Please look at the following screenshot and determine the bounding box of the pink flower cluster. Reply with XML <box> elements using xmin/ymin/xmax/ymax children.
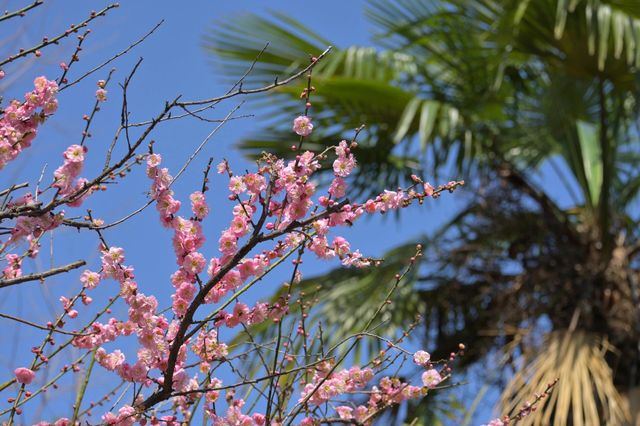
<box><xmin>3</xmin><ymin>253</ymin><xmax>22</xmax><ymax>279</ymax></box>
<box><xmin>102</xmin><ymin>405</ymin><xmax>136</xmax><ymax>425</ymax></box>
<box><xmin>4</xmin><ymin>209</ymin><xmax>64</xmax><ymax>265</ymax></box>
<box><xmin>192</xmin><ymin>329</ymin><xmax>228</xmax><ymax>362</ymax></box>
<box><xmin>324</xmin><ymin>352</ymin><xmax>444</xmax><ymax>425</ymax></box>
<box><xmin>0</xmin><ymin>76</ymin><xmax>58</xmax><ymax>169</ymax></box>
<box><xmin>33</xmin><ymin>419</ymin><xmax>70</xmax><ymax>426</ymax></box>
<box><xmin>72</xmin><ymin>247</ymin><xmax>177</xmax><ymax>389</ymax></box>
<box><xmin>52</xmin><ymin>144</ymin><xmax>92</xmax><ymax>206</ymax></box>
<box><xmin>332</xmin><ymin>140</ymin><xmax>356</xmax><ymax>177</ymax></box>
<box><xmin>300</xmin><ymin>364</ymin><xmax>374</xmax><ymax>405</ymax></box>
<box><xmin>214</xmin><ymin>300</ymin><xmax>287</xmax><ymax>328</ymax></box>
<box><xmin>54</xmin><ymin>109</ymin><xmax>453</xmax><ymax>422</ymax></box>
<box><xmin>331</xmin><ymin>375</ymin><xmax>424</xmax><ymax>425</ymax></box>
<box><xmin>147</xmin><ymin>154</ymin><xmax>207</xmax><ymax>316</ymax></box>
<box><xmin>413</xmin><ymin>350</ymin><xmax>443</xmax><ymax>389</ymax></box>
<box><xmin>211</xmin><ymin>399</ymin><xmax>266</xmax><ymax>426</ymax></box>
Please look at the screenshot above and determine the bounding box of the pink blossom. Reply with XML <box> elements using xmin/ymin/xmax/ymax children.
<box><xmin>218</xmin><ymin>231</ymin><xmax>238</xmax><ymax>255</ymax></box>
<box><xmin>244</xmin><ymin>173</ymin><xmax>266</xmax><ymax>194</ymax></box>
<box><xmin>413</xmin><ymin>350</ymin><xmax>431</xmax><ymax>367</ymax></box>
<box><xmin>421</xmin><ymin>369</ymin><xmax>442</xmax><ymax>389</ymax></box>
<box><xmin>193</xmin><ymin>329</ymin><xmax>228</xmax><ymax>362</ymax></box>
<box><xmin>183</xmin><ymin>251</ymin><xmax>206</xmax><ymax>274</ymax></box>
<box><xmin>3</xmin><ymin>254</ymin><xmax>22</xmax><ymax>279</ymax></box>
<box><xmin>14</xmin><ymin>367</ymin><xmax>35</xmax><ymax>384</ymax></box>
<box><xmin>207</xmin><ymin>257</ymin><xmax>220</xmax><ymax>277</ymax></box>
<box><xmin>190</xmin><ymin>191</ymin><xmax>209</xmax><ymax>219</ymax></box>
<box><xmin>80</xmin><ymin>270</ymin><xmax>101</xmax><ymax>289</ymax></box>
<box><xmin>230</xmin><ymin>215</ymin><xmax>250</xmax><ymax>237</ymax></box>
<box><xmin>424</xmin><ymin>182</ymin><xmax>434</xmax><ymax>196</ymax></box>
<box><xmin>95</xmin><ymin>88</ymin><xmax>107</xmax><ymax>102</ymax></box>
<box><xmin>333</xmin><ymin>156</ymin><xmax>356</xmax><ymax>177</ymax></box>
<box><xmin>147</xmin><ymin>153</ymin><xmax>162</xmax><ymax>168</ymax></box>
<box><xmin>292</xmin><ymin>115</ymin><xmax>313</xmax><ymax>136</ymax></box>
<box><xmin>328</xmin><ymin>177</ymin><xmax>347</xmax><ymax>198</ymax></box>
<box><xmin>63</xmin><ymin>144</ymin><xmax>86</xmax><ymax>163</ymax></box>
<box><xmin>0</xmin><ymin>77</ymin><xmax>57</xmax><ymax>169</ymax></box>
<box><xmin>96</xmin><ymin>349</ymin><xmax>125</xmax><ymax>371</ymax></box>
<box><xmin>335</xmin><ymin>406</ymin><xmax>353</xmax><ymax>420</ymax></box>
<box><xmin>228</xmin><ymin>176</ymin><xmax>246</xmax><ymax>194</ymax></box>
<box><xmin>332</xmin><ymin>236</ymin><xmax>350</xmax><ymax>257</ymax></box>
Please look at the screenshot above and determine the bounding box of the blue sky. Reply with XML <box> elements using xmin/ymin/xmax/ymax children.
<box><xmin>0</xmin><ymin>1</ymin><xmax>496</xmax><ymax>423</ymax></box>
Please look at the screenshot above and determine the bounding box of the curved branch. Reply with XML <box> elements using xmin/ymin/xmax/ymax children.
<box><xmin>0</xmin><ymin>259</ymin><xmax>85</xmax><ymax>289</ymax></box>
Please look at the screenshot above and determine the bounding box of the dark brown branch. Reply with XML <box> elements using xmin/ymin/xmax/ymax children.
<box><xmin>0</xmin><ymin>259</ymin><xmax>85</xmax><ymax>289</ymax></box>
<box><xmin>140</xmin><ymin>198</ymin><xmax>348</xmax><ymax>410</ymax></box>
<box><xmin>321</xmin><ymin>419</ymin><xmax>365</xmax><ymax>426</ymax></box>
<box><xmin>0</xmin><ymin>97</ymin><xmax>179</xmax><ymax>221</ymax></box>
<box><xmin>0</xmin><ymin>4</ymin><xmax>119</xmax><ymax>67</ymax></box>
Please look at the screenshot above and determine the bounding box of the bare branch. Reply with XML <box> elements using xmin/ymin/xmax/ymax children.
<box><xmin>61</xmin><ymin>20</ymin><xmax>164</xmax><ymax>91</ymax></box>
<box><xmin>0</xmin><ymin>4</ymin><xmax>120</xmax><ymax>67</ymax></box>
<box><xmin>177</xmin><ymin>46</ymin><xmax>332</xmax><ymax>107</ymax></box>
<box><xmin>0</xmin><ymin>312</ymin><xmax>91</xmax><ymax>336</ymax></box>
<box><xmin>0</xmin><ymin>259</ymin><xmax>86</xmax><ymax>289</ymax></box>
<box><xmin>0</xmin><ymin>0</ymin><xmax>44</xmax><ymax>24</ymax></box>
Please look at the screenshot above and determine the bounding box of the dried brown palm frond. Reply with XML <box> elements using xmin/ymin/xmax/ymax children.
<box><xmin>500</xmin><ymin>331</ymin><xmax>630</xmax><ymax>425</ymax></box>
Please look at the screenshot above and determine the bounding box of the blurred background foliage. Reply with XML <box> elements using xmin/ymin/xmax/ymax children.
<box><xmin>206</xmin><ymin>1</ymin><xmax>640</xmax><ymax>424</ymax></box>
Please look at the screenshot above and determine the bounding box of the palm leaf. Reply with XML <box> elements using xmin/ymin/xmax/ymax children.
<box><xmin>203</xmin><ymin>12</ymin><xmax>475</xmax><ymax>194</ymax></box>
<box><xmin>500</xmin><ymin>331</ymin><xmax>630</xmax><ymax>425</ymax></box>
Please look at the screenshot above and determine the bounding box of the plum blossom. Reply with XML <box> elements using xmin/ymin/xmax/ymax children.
<box><xmin>421</xmin><ymin>369</ymin><xmax>442</xmax><ymax>389</ymax></box>
<box><xmin>95</xmin><ymin>88</ymin><xmax>107</xmax><ymax>102</ymax></box>
<box><xmin>413</xmin><ymin>350</ymin><xmax>431</xmax><ymax>367</ymax></box>
<box><xmin>293</xmin><ymin>115</ymin><xmax>313</xmax><ymax>136</ymax></box>
<box><xmin>14</xmin><ymin>367</ymin><xmax>35</xmax><ymax>384</ymax></box>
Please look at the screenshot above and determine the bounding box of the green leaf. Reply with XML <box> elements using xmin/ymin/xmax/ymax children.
<box><xmin>419</xmin><ymin>101</ymin><xmax>440</xmax><ymax>151</ymax></box>
<box><xmin>394</xmin><ymin>97</ymin><xmax>422</xmax><ymax>143</ymax></box>
<box><xmin>555</xmin><ymin>0</ymin><xmax>570</xmax><ymax>39</ymax></box>
<box><xmin>576</xmin><ymin>120</ymin><xmax>603</xmax><ymax>207</ymax></box>
<box><xmin>597</xmin><ymin>4</ymin><xmax>612</xmax><ymax>70</ymax></box>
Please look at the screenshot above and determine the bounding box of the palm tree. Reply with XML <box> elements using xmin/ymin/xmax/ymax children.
<box><xmin>204</xmin><ymin>1</ymin><xmax>640</xmax><ymax>424</ymax></box>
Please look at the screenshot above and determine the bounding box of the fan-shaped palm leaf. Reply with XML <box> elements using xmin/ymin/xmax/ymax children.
<box><xmin>500</xmin><ymin>331</ymin><xmax>630</xmax><ymax>425</ymax></box>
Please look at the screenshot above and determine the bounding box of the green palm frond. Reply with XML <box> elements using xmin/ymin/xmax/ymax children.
<box><xmin>204</xmin><ymin>12</ymin><xmax>477</xmax><ymax>193</ymax></box>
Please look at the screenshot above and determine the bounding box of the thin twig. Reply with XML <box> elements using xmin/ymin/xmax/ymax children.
<box><xmin>61</xmin><ymin>20</ymin><xmax>163</xmax><ymax>91</ymax></box>
<box><xmin>71</xmin><ymin>348</ymin><xmax>97</xmax><ymax>424</ymax></box>
<box><xmin>176</xmin><ymin>46</ymin><xmax>332</xmax><ymax>107</ymax></box>
<box><xmin>0</xmin><ymin>4</ymin><xmax>120</xmax><ymax>67</ymax></box>
<box><xmin>0</xmin><ymin>0</ymin><xmax>44</xmax><ymax>24</ymax></box>
<box><xmin>0</xmin><ymin>312</ymin><xmax>92</xmax><ymax>336</ymax></box>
